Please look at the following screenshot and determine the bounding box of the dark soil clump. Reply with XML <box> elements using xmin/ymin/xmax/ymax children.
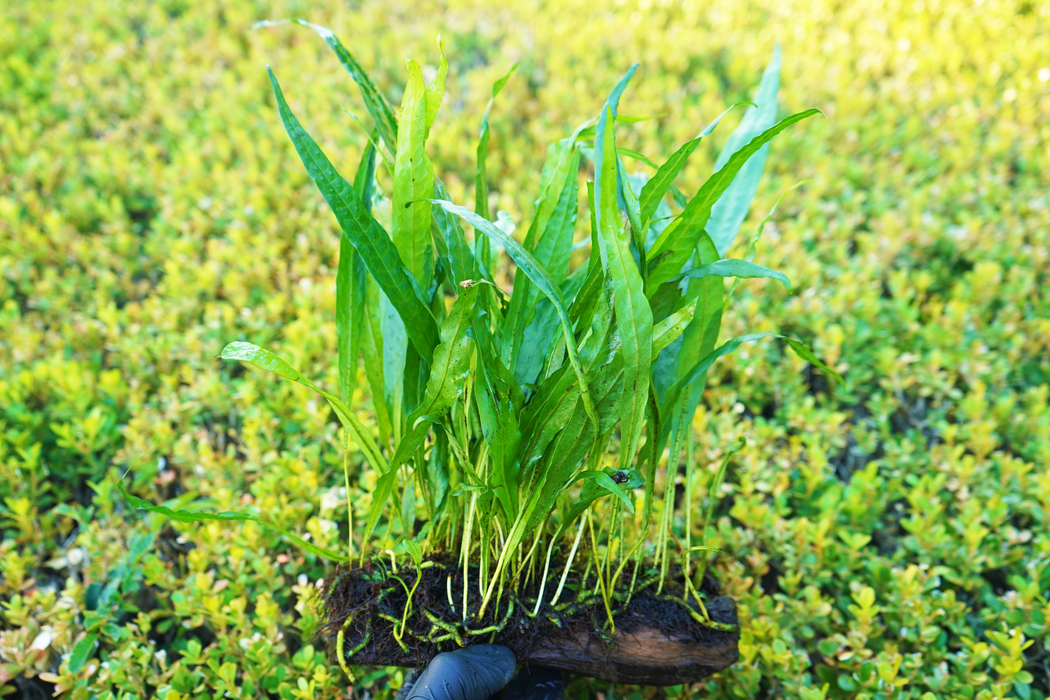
<box><xmin>322</xmin><ymin>556</ymin><xmax>738</xmax><ymax>686</ymax></box>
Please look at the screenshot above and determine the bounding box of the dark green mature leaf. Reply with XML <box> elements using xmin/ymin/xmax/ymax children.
<box><xmin>562</xmin><ymin>468</ymin><xmax>642</xmax><ymax>530</ymax></box>
<box><xmin>336</xmin><ymin>139</ymin><xmax>377</xmax><ymax>402</ymax></box>
<box><xmin>255</xmin><ymin>20</ymin><xmax>398</xmax><ymax>155</ymax></box>
<box><xmin>427</xmin><ymin>430</ymin><xmax>451</xmax><ymax>515</ymax></box>
<box><xmin>219</xmin><ymin>342</ymin><xmax>387</xmax><ymax>474</ymax></box>
<box><xmin>433</xmin><ymin>178</ymin><xmax>476</xmax><ymax>287</ymax></box>
<box><xmin>389</xmin><ymin>415</ymin><xmax>438</xmax><ymax>473</ymax></box>
<box><xmin>268</xmin><ymin>68</ymin><xmax>439</xmax><ymax>364</ymax></box>
<box><xmin>647</xmin><ymin>108</ymin><xmax>821</xmax><ymax>290</ymax></box>
<box><xmin>361</xmin><ymin>279</ymin><xmax>393</xmax><ymax>444</ymax></box>
<box><xmin>663</xmin><ymin>331</ymin><xmax>843</xmax><ymax>421</ymax></box>
<box><xmin>519</xmin><ymin>277</ymin><xmax>614</xmax><ymax>472</ymax></box>
<box><xmin>503</xmin><ymin>145</ymin><xmax>580</xmax><ymax>369</ymax></box>
<box><xmin>673</xmin><ymin>258</ymin><xmax>791</xmax><ymax>290</ymax></box>
<box><xmin>388</xmin><ymin>284</ymin><xmax>480</xmax><ymax>474</ymax></box>
<box><xmin>410</xmin><ymin>283</ymin><xmax>480</xmax><ymax>420</ymax></box>
<box><xmin>476</xmin><ymin>339</ymin><xmax>523</xmax><ymax>523</ymax></box>
<box><xmin>594</xmin><ymin>105</ymin><xmax>652</xmax><ymax>472</ymax></box>
<box><xmin>361</xmin><ymin>470</ymin><xmax>398</xmax><ymax>562</ymax></box>
<box><xmin>638</xmin><ymin>103</ymin><xmax>748</xmax><ymax>231</ymax></box>
<box><xmin>393</xmin><ymin>59</ymin><xmax>435</xmax><ymax>293</ymax></box>
<box><xmin>429</xmin><ymin>199</ymin><xmax>599</xmax><ymax>436</ymax></box>
<box><xmin>118</xmin><ymin>480</ymin><xmax>348</xmax><ymax>562</ymax></box>
<box><xmin>515</xmin><ymin>267</ymin><xmax>588</xmax><ymax>390</ymax></box>
<box><xmin>526</xmin><ymin>338</ymin><xmax>627</xmax><ymax>531</ymax></box>
<box><xmin>707</xmin><ymin>44</ymin><xmax>782</xmax><ymax>256</ymax></box>
<box><xmin>675</xmin><ymin>233</ymin><xmax>725</xmax><ymax>427</ymax></box>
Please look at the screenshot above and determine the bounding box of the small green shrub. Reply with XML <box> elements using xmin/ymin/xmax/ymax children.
<box><xmin>4</xmin><ymin>1</ymin><xmax>1047</xmax><ymax>697</ymax></box>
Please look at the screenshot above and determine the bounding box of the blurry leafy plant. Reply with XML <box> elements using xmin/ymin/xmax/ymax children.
<box><xmin>4</xmin><ymin>0</ymin><xmax>1050</xmax><ymax>697</ymax></box>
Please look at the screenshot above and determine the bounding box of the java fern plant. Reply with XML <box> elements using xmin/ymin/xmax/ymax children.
<box><xmin>123</xmin><ymin>20</ymin><xmax>840</xmax><ymax>671</ymax></box>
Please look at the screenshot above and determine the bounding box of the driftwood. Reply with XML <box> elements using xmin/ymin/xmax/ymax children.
<box><xmin>521</xmin><ymin>595</ymin><xmax>739</xmax><ymax>685</ymax></box>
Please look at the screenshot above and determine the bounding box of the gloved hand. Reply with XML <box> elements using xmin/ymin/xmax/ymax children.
<box><xmin>393</xmin><ymin>645</ymin><xmax>565</xmax><ymax>700</ymax></box>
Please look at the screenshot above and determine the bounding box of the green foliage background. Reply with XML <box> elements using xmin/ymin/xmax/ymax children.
<box><xmin>2</xmin><ymin>0</ymin><xmax>1049</xmax><ymax>698</ymax></box>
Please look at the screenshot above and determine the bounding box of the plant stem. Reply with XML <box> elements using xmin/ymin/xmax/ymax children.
<box><xmin>683</xmin><ymin>426</ymin><xmax>694</xmax><ymax>603</ymax></box>
<box><xmin>476</xmin><ymin>506</ymin><xmax>526</xmax><ymax>620</ymax></box>
<box><xmin>532</xmin><ymin>535</ymin><xmax>557</xmax><ymax>616</ymax></box>
<box><xmin>462</xmin><ymin>491</ymin><xmax>477</xmax><ymax>623</ymax></box>
<box><xmin>588</xmin><ymin>509</ymin><xmax>615</xmax><ymax>633</ymax></box>
<box><xmin>343</xmin><ymin>432</ymin><xmax>354</xmax><ymax>559</ymax></box>
<box><xmin>549</xmin><ymin>516</ymin><xmax>586</xmax><ymax>609</ymax></box>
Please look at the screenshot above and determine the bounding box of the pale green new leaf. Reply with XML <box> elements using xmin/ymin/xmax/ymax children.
<box><xmin>423</xmin><ymin>37</ymin><xmax>448</xmax><ymax>139</ymax></box>
<box><xmin>707</xmin><ymin>44</ymin><xmax>782</xmax><ymax>256</ymax></box>
<box><xmin>475</xmin><ymin>62</ymin><xmax>519</xmax><ymax>274</ymax></box>
<box><xmin>393</xmin><ymin>60</ymin><xmax>435</xmax><ymax>292</ymax></box>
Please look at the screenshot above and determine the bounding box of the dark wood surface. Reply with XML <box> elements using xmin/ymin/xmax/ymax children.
<box><xmin>520</xmin><ymin>595</ymin><xmax>739</xmax><ymax>685</ymax></box>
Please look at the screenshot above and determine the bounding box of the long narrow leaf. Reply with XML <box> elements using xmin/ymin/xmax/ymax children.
<box><xmin>255</xmin><ymin>20</ymin><xmax>398</xmax><ymax>155</ymax></box>
<box><xmin>707</xmin><ymin>44</ymin><xmax>782</xmax><ymax>256</ymax></box>
<box><xmin>673</xmin><ymin>258</ymin><xmax>791</xmax><ymax>290</ymax></box>
<box><xmin>647</xmin><ymin>108</ymin><xmax>821</xmax><ymax>290</ymax></box>
<box><xmin>503</xmin><ymin>145</ymin><xmax>580</xmax><ymax>369</ymax></box>
<box><xmin>410</xmin><ymin>284</ymin><xmax>480</xmax><ymax>420</ymax></box>
<box><xmin>336</xmin><ymin>139</ymin><xmax>377</xmax><ymax>401</ymax></box>
<box><xmin>663</xmin><ymin>332</ymin><xmax>843</xmax><ymax>420</ymax></box>
<box><xmin>219</xmin><ymin>342</ymin><xmax>388</xmax><ymax>474</ymax></box>
<box><xmin>662</xmin><ymin>333</ymin><xmax>771</xmax><ymax>420</ymax></box>
<box><xmin>268</xmin><ymin>68</ymin><xmax>439</xmax><ymax>363</ymax></box>
<box><xmin>118</xmin><ymin>480</ymin><xmax>347</xmax><ymax>562</ymax></box>
<box><xmin>392</xmin><ymin>60</ymin><xmax>435</xmax><ymax>292</ymax></box>
<box><xmin>638</xmin><ymin>103</ymin><xmax>749</xmax><ymax>230</ymax></box>
<box><xmin>423</xmin><ymin>37</ymin><xmax>448</xmax><ymax>139</ymax></box>
<box><xmin>594</xmin><ymin>105</ymin><xmax>652</xmax><ymax>472</ymax></box>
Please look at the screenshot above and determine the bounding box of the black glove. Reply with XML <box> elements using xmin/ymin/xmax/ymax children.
<box><xmin>501</xmin><ymin>666</ymin><xmax>566</xmax><ymax>700</ymax></box>
<box><xmin>394</xmin><ymin>645</ymin><xmax>516</xmax><ymax>700</ymax></box>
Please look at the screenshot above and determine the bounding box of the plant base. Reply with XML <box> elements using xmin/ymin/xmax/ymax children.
<box><xmin>323</xmin><ymin>558</ymin><xmax>738</xmax><ymax>686</ymax></box>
